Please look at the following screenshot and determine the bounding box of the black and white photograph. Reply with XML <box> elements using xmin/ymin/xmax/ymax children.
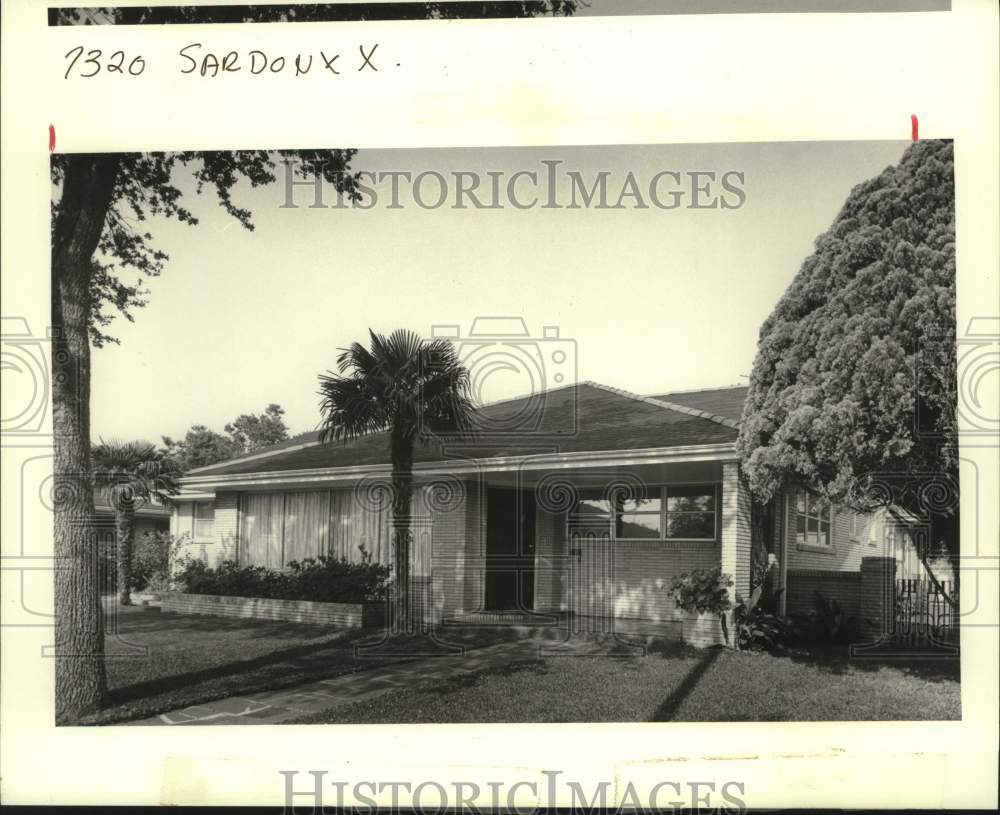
<box><xmin>42</xmin><ymin>139</ymin><xmax>962</xmax><ymax>728</ymax></box>
<box><xmin>2</xmin><ymin>0</ymin><xmax>997</xmax><ymax>810</ymax></box>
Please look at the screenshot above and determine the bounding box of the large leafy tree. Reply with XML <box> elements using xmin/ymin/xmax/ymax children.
<box><xmin>318</xmin><ymin>329</ymin><xmax>474</xmax><ymax>633</ymax></box>
<box><xmin>225</xmin><ymin>403</ymin><xmax>290</xmax><ymax>453</ymax></box>
<box><xmin>91</xmin><ymin>440</ymin><xmax>179</xmax><ymax>606</ymax></box>
<box><xmin>51</xmin><ymin>2</ymin><xmax>574</xmax><ymax>725</ymax></box>
<box><xmin>161</xmin><ymin>425</ymin><xmax>241</xmax><ymax>472</ymax></box>
<box><xmin>51</xmin><ymin>150</ymin><xmax>355</xmax><ymax>721</ymax></box>
<box><xmin>737</xmin><ymin>140</ymin><xmax>958</xmax><ymax>601</ymax></box>
<box><xmin>162</xmin><ymin>405</ymin><xmax>291</xmax><ymax>471</ymax></box>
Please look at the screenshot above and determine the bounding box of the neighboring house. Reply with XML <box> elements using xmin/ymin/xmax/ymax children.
<box><xmin>94</xmin><ymin>489</ymin><xmax>171</xmax><ymax>539</ymax></box>
<box><xmin>169</xmin><ymin>382</ymin><xmax>935</xmax><ymax>636</ymax></box>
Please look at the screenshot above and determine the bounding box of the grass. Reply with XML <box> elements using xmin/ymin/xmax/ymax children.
<box><xmin>292</xmin><ymin>638</ymin><xmax>961</xmax><ymax>724</ymax></box>
<box><xmin>76</xmin><ymin>606</ymin><xmax>961</xmax><ymax>725</ymax></box>
<box><xmin>77</xmin><ymin>604</ymin><xmax>520</xmax><ymax>726</ymax></box>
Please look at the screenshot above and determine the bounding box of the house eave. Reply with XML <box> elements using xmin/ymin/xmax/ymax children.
<box><xmin>179</xmin><ymin>442</ymin><xmax>739</xmax><ymax>491</ymax></box>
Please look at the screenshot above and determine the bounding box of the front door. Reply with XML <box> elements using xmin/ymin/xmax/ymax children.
<box><xmin>485</xmin><ymin>488</ymin><xmax>536</xmax><ymax>611</ymax></box>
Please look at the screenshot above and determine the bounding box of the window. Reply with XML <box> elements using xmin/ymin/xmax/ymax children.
<box><xmin>193</xmin><ymin>501</ymin><xmax>214</xmax><ymax>541</ymax></box>
<box><xmin>567</xmin><ymin>485</ymin><xmax>717</xmax><ymax>542</ymax></box>
<box><xmin>796</xmin><ymin>491</ymin><xmax>832</xmax><ymax>548</ymax></box>
<box><xmin>665</xmin><ymin>486</ymin><xmax>716</xmax><ymax>540</ymax></box>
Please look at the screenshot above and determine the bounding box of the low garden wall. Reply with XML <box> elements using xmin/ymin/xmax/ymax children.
<box><xmin>161</xmin><ymin>592</ymin><xmax>387</xmax><ymax>628</ymax></box>
<box><xmin>785</xmin><ymin>569</ymin><xmax>862</xmax><ymax>619</ymax></box>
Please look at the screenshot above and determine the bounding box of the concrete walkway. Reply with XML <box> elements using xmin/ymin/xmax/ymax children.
<box><xmin>123</xmin><ymin>638</ymin><xmax>550</xmax><ymax>726</ymax></box>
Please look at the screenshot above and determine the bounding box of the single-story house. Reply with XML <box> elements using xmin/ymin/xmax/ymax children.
<box><xmin>169</xmin><ymin>381</ymin><xmax>936</xmax><ymax>636</ymax></box>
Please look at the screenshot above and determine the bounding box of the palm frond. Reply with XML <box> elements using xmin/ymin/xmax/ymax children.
<box><xmin>317</xmin><ymin>329</ymin><xmax>476</xmax><ymax>446</ymax></box>
<box><xmin>92</xmin><ymin>438</ymin><xmax>180</xmax><ymax>507</ymax></box>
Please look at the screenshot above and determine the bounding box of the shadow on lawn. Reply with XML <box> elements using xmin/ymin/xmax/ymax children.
<box><xmin>106</xmin><ymin>635</ymin><xmax>369</xmax><ymax>706</ymax></box>
<box><xmin>649</xmin><ymin>647</ymin><xmax>723</xmax><ymax>722</ymax></box>
<box><xmin>782</xmin><ymin>643</ymin><xmax>961</xmax><ymax>683</ymax></box>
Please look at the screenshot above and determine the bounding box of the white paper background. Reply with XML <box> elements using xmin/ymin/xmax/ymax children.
<box><xmin>1</xmin><ymin>0</ymin><xmax>997</xmax><ymax>807</ymax></box>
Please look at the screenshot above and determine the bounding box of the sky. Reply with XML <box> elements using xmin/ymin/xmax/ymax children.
<box><xmin>87</xmin><ymin>140</ymin><xmax>910</xmax><ymax>443</ymax></box>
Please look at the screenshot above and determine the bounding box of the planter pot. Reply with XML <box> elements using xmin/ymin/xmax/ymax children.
<box><xmin>160</xmin><ymin>592</ymin><xmax>387</xmax><ymax>629</ymax></box>
<box><xmin>681</xmin><ymin>610</ymin><xmax>728</xmax><ymax>648</ymax></box>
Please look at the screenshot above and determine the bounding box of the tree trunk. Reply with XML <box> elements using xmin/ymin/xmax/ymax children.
<box><xmin>390</xmin><ymin>426</ymin><xmax>414</xmax><ymax>636</ymax></box>
<box><xmin>51</xmin><ymin>154</ymin><xmax>119</xmax><ymax>722</ymax></box>
<box><xmin>115</xmin><ymin>504</ymin><xmax>136</xmax><ymax>606</ymax></box>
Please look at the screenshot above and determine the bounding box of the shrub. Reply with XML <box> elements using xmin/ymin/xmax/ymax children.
<box><xmin>790</xmin><ymin>591</ymin><xmax>860</xmax><ymax>643</ymax></box>
<box><xmin>132</xmin><ymin>531</ymin><xmax>186</xmax><ymax>591</ymax></box>
<box><xmin>670</xmin><ymin>566</ymin><xmax>733</xmax><ymax>616</ymax></box>
<box><xmin>732</xmin><ymin>593</ymin><xmax>797</xmax><ymax>652</ymax></box>
<box><xmin>175</xmin><ymin>555</ymin><xmax>390</xmax><ymax>604</ymax></box>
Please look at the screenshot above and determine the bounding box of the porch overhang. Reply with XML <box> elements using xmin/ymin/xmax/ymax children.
<box><xmin>178</xmin><ymin>442</ymin><xmax>738</xmax><ymax>492</ymax></box>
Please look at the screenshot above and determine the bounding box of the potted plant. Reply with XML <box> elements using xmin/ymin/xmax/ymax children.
<box><xmin>669</xmin><ymin>566</ymin><xmax>734</xmax><ymax>648</ymax></box>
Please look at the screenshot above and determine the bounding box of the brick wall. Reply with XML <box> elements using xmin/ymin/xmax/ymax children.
<box><xmin>462</xmin><ymin>478</ymin><xmax>486</xmax><ymax>613</ymax></box>
<box><xmin>783</xmin><ymin>488</ymin><xmax>880</xmax><ymax>572</ymax></box>
<box><xmin>720</xmin><ymin>462</ymin><xmax>752</xmax><ymax>602</ymax></box>
<box><xmin>785</xmin><ymin>568</ymin><xmax>862</xmax><ymax>619</ymax></box>
<box><xmin>860</xmin><ymin>556</ymin><xmax>897</xmax><ymax>641</ymax></box>
<box><xmin>161</xmin><ymin>592</ymin><xmax>385</xmax><ymax>628</ymax></box>
<box><xmin>609</xmin><ymin>540</ymin><xmax>719</xmax><ymax>622</ymax></box>
<box><xmin>533</xmin><ymin>516</ymin><xmax>719</xmax><ymax>624</ymax></box>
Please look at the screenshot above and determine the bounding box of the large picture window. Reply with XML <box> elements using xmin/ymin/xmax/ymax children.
<box><xmin>796</xmin><ymin>491</ymin><xmax>832</xmax><ymax>548</ymax></box>
<box><xmin>237</xmin><ymin>487</ymin><xmax>399</xmax><ymax>569</ymax></box>
<box><xmin>567</xmin><ymin>485</ymin><xmax>717</xmax><ymax>542</ymax></box>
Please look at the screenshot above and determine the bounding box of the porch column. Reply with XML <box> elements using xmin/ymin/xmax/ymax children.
<box><xmin>720</xmin><ymin>461</ymin><xmax>752</xmax><ymax>605</ymax></box>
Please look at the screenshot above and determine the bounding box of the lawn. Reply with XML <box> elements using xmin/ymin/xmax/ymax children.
<box><xmin>293</xmin><ymin>637</ymin><xmax>961</xmax><ymax>724</ymax></box>
<box><xmin>80</xmin><ymin>604</ymin><xmax>517</xmax><ymax>726</ymax></box>
<box><xmin>77</xmin><ymin>606</ymin><xmax>961</xmax><ymax>725</ymax></box>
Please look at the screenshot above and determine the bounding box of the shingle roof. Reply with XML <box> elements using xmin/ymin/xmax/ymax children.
<box><xmin>651</xmin><ymin>386</ymin><xmax>748</xmax><ymax>424</ymax></box>
<box><xmin>187</xmin><ymin>382</ymin><xmax>738</xmax><ymax>479</ymax></box>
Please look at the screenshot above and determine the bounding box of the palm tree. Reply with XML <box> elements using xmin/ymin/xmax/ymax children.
<box><xmin>318</xmin><ymin>329</ymin><xmax>474</xmax><ymax>634</ymax></box>
<box><xmin>92</xmin><ymin>440</ymin><xmax>179</xmax><ymax>606</ymax></box>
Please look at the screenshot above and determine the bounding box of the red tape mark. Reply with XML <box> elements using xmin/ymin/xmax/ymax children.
<box><xmin>911</xmin><ymin>114</ymin><xmax>919</xmax><ymax>142</ymax></box>
<box><xmin>49</xmin><ymin>124</ymin><xmax>56</xmax><ymax>153</ymax></box>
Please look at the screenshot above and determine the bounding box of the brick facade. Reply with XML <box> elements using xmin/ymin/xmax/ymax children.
<box><xmin>170</xmin><ymin>468</ymin><xmax>763</xmax><ymax>635</ymax></box>
<box><xmin>161</xmin><ymin>591</ymin><xmax>385</xmax><ymax>628</ymax></box>
<box><xmin>781</xmin><ymin>489</ymin><xmax>880</xmax><ymax>572</ymax></box>
<box><xmin>533</xmin><ymin>493</ymin><xmax>722</xmax><ymax>629</ymax></box>
<box><xmin>860</xmin><ymin>556</ymin><xmax>897</xmax><ymax>641</ymax></box>
<box><xmin>785</xmin><ymin>568</ymin><xmax>862</xmax><ymax>619</ymax></box>
<box><xmin>720</xmin><ymin>461</ymin><xmax>752</xmax><ymax>603</ymax></box>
